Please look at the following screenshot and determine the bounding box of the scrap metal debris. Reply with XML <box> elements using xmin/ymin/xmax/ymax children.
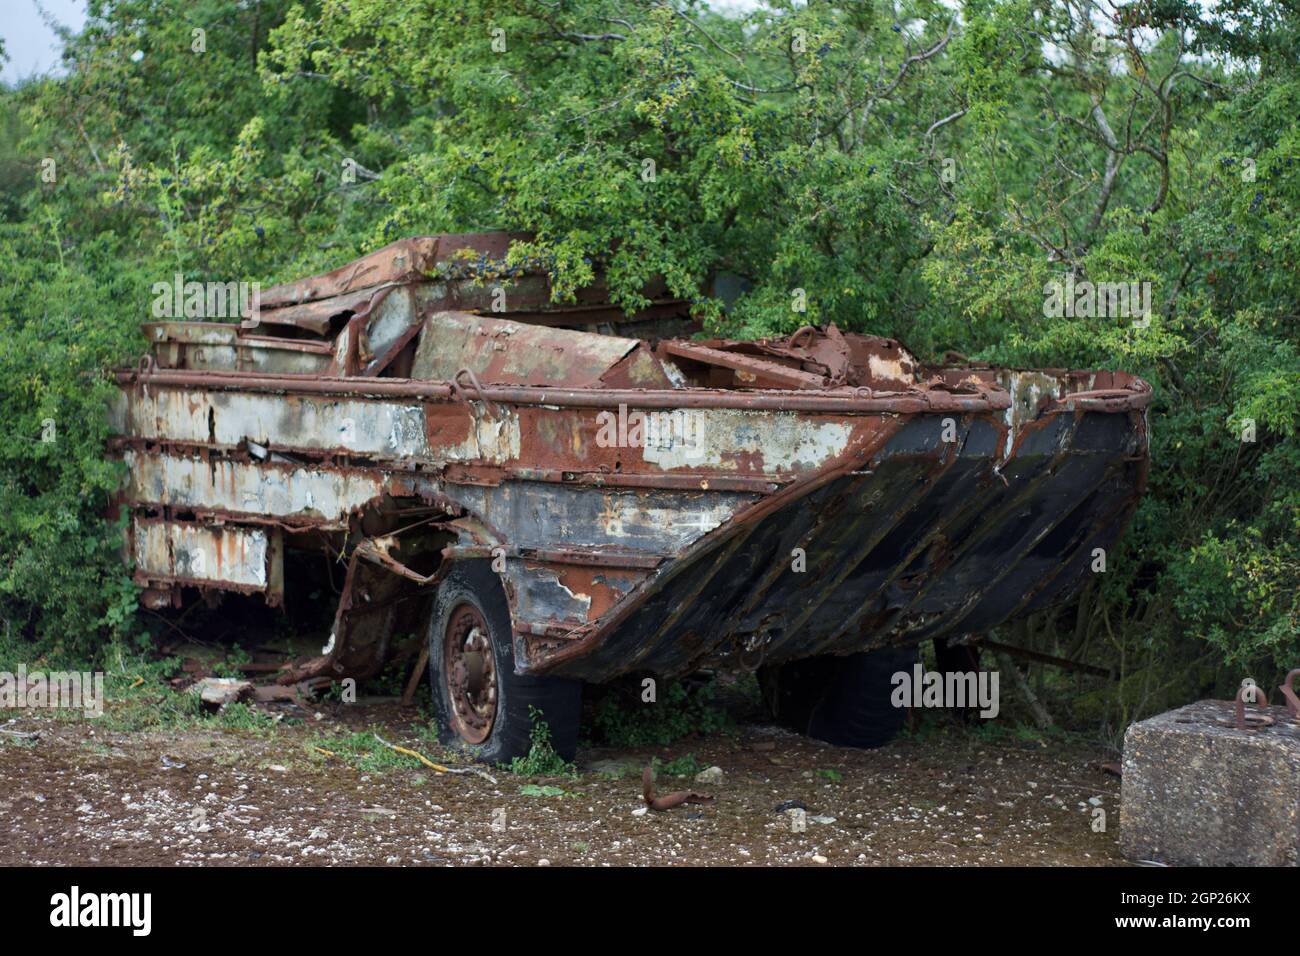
<box><xmin>190</xmin><ymin>677</ymin><xmax>254</xmax><ymax>710</ymax></box>
<box><xmin>642</xmin><ymin>765</ymin><xmax>715</xmax><ymax>812</ymax></box>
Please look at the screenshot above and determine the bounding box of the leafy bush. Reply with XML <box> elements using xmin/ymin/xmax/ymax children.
<box><xmin>0</xmin><ymin>0</ymin><xmax>1295</xmax><ymax>733</ymax></box>
<box><xmin>593</xmin><ymin>680</ymin><xmax>731</xmax><ymax>747</ymax></box>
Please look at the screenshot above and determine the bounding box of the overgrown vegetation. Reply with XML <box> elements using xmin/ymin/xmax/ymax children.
<box><xmin>509</xmin><ymin>706</ymin><xmax>578</xmax><ymax>776</ymax></box>
<box><xmin>0</xmin><ymin>0</ymin><xmax>1295</xmax><ymax>733</ymax></box>
<box><xmin>313</xmin><ymin>728</ymin><xmax>438</xmax><ymax>772</ymax></box>
<box><xmin>592</xmin><ymin>679</ymin><xmax>731</xmax><ymax>746</ymax></box>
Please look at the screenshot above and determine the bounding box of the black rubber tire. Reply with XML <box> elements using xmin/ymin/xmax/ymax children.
<box><xmin>932</xmin><ymin>637</ymin><xmax>983</xmax><ymax>723</ymax></box>
<box><xmin>427</xmin><ymin>561</ymin><xmax>582</xmax><ymax>764</ymax></box>
<box><xmin>760</xmin><ymin>645</ymin><xmax>918</xmax><ymax>748</ymax></box>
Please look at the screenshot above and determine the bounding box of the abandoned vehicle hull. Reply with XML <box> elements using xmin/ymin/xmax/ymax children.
<box><xmin>109</xmin><ymin>232</ymin><xmax>1150</xmax><ymax>754</ymax></box>
<box><xmin>110</xmin><ymin>368</ymin><xmax>1149</xmax><ymax>683</ymax></box>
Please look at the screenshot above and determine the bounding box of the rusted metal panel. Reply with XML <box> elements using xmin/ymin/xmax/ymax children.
<box><xmin>249</xmin><ymin>285</ymin><xmax>393</xmax><ymax>335</ymax></box>
<box><xmin>116</xmin><ymin>388</ymin><xmax>438</xmax><ymax>460</ymax></box>
<box><xmin>660</xmin><ymin>340</ymin><xmax>829</xmax><ymax>389</ymax></box>
<box><xmin>120</xmin><ymin>450</ymin><xmax>390</xmax><ymax>524</ymax></box>
<box><xmin>510</xmin><ymin>558</ymin><xmax>649</xmax><ymax>629</ymax></box>
<box><xmin>410</xmin><ymin>311</ymin><xmax>666</xmax><ymax>388</ymax></box>
<box><xmin>251</xmin><ymin>232</ymin><xmax>693</xmax><ymax>336</ymax></box>
<box><xmin>256</xmin><ymin>237</ymin><xmax>442</xmax><ymax>311</ymax></box>
<box><xmin>451</xmin><ymin>482</ymin><xmax>757</xmax><ymax>553</ymax></box>
<box><xmin>131</xmin><ymin>517</ymin><xmax>281</xmax><ymax>597</ymax></box>
<box><xmin>141</xmin><ymin>321</ymin><xmax>336</xmax><ymax>375</ymax></box>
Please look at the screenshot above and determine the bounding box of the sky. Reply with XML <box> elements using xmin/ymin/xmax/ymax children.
<box><xmin>0</xmin><ymin>0</ymin><xmax>770</xmax><ymax>84</ymax></box>
<box><xmin>1</xmin><ymin>0</ymin><xmax>87</xmax><ymax>84</ymax></box>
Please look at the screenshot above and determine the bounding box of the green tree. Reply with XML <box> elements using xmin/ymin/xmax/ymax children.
<box><xmin>0</xmin><ymin>0</ymin><xmax>1294</xmax><ymax>724</ymax></box>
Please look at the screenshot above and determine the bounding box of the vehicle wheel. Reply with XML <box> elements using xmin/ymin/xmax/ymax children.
<box><xmin>427</xmin><ymin>561</ymin><xmax>582</xmax><ymax>764</ymax></box>
<box><xmin>759</xmin><ymin>645</ymin><xmax>918</xmax><ymax>748</ymax></box>
<box><xmin>933</xmin><ymin>636</ymin><xmax>983</xmax><ymax>723</ymax></box>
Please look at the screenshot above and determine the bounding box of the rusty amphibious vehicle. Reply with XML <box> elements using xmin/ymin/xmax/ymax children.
<box><xmin>110</xmin><ymin>232</ymin><xmax>1151</xmax><ymax>760</ymax></box>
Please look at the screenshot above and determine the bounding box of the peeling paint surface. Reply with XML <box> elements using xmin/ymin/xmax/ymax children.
<box><xmin>122</xmin><ymin>450</ymin><xmax>388</xmax><ymax>522</ymax></box>
<box><xmin>133</xmin><ymin>518</ymin><xmax>270</xmax><ymax>588</ymax></box>
<box><xmin>641</xmin><ymin>408</ymin><xmax>853</xmax><ymax>473</ymax></box>
<box><xmin>121</xmin><ymin>390</ymin><xmax>434</xmax><ymax>459</ymax></box>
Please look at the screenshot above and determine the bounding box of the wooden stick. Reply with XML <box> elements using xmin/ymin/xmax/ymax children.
<box><xmin>996</xmin><ymin>651</ymin><xmax>1055</xmax><ymax>730</ymax></box>
<box><xmin>981</xmin><ymin>639</ymin><xmax>1112</xmax><ymax>679</ymax></box>
<box><xmin>401</xmin><ymin>645</ymin><xmax>430</xmax><ymax>706</ymax></box>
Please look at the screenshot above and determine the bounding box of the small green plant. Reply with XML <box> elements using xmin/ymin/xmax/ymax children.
<box><xmin>518</xmin><ymin>783</ymin><xmax>567</xmax><ymax>797</ymax></box>
<box><xmin>97</xmin><ymin>669</ymin><xmax>204</xmax><ymax>733</ymax></box>
<box><xmin>816</xmin><ymin>768</ymin><xmax>843</xmax><ymax>783</ymax></box>
<box><xmin>593</xmin><ymin>680</ymin><xmax>731</xmax><ymax>747</ymax></box>
<box><xmin>657</xmin><ymin>753</ymin><xmax>703</xmax><ymax>777</ymax></box>
<box><xmin>215</xmin><ymin>701</ymin><xmax>278</xmax><ymax>732</ymax></box>
<box><xmin>213</xmin><ymin>644</ymin><xmax>253</xmax><ymax>679</ymax></box>
<box><xmin>314</xmin><ymin>730</ymin><xmax>415</xmax><ymax>772</ymax></box>
<box><xmin>509</xmin><ymin>706</ymin><xmax>577</xmax><ymax>777</ymax></box>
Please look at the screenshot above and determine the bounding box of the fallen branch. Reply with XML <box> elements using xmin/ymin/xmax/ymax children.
<box><xmin>996</xmin><ymin>652</ymin><xmax>1055</xmax><ymax>730</ymax></box>
<box><xmin>0</xmin><ymin>729</ymin><xmax>41</xmax><ymax>739</ymax></box>
<box><xmin>372</xmin><ymin>734</ymin><xmax>498</xmax><ymax>785</ymax></box>
<box><xmin>980</xmin><ymin>639</ymin><xmax>1112</xmax><ymax>679</ymax></box>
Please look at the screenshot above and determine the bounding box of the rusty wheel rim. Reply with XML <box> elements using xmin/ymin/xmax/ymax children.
<box><xmin>443</xmin><ymin>603</ymin><xmax>497</xmax><ymax>744</ymax></box>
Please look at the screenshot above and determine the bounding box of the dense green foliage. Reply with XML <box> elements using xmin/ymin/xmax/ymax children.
<box><xmin>0</xmin><ymin>0</ymin><xmax>1295</xmax><ymax>730</ymax></box>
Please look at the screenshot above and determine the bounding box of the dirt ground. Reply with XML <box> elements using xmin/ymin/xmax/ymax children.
<box><xmin>0</xmin><ymin>694</ymin><xmax>1126</xmax><ymax>867</ymax></box>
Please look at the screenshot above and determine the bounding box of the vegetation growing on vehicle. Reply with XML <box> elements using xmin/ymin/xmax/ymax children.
<box><xmin>0</xmin><ymin>0</ymin><xmax>1295</xmax><ymax>732</ymax></box>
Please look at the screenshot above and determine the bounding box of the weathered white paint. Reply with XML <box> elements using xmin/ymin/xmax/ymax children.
<box><xmin>117</xmin><ymin>389</ymin><xmax>433</xmax><ymax>459</ymax></box>
<box><xmin>1000</xmin><ymin>371</ymin><xmax>1063</xmax><ymax>460</ymax></box>
<box><xmin>641</xmin><ymin>408</ymin><xmax>852</xmax><ymax>473</ymax></box>
<box><xmin>133</xmin><ymin>518</ymin><xmax>269</xmax><ymax>588</ymax></box>
<box><xmin>115</xmin><ymin>388</ymin><xmax>522</xmax><ymax>465</ymax></box>
<box><xmin>121</xmin><ymin>450</ymin><xmax>387</xmax><ymax>521</ymax></box>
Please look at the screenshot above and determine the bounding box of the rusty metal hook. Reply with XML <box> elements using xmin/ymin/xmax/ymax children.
<box><xmin>449</xmin><ymin>367</ymin><xmax>502</xmax><ymax>419</ymax></box>
<box><xmin>1234</xmin><ymin>679</ymin><xmax>1273</xmax><ymax>731</ymax></box>
<box><xmin>1277</xmin><ymin>669</ymin><xmax>1300</xmax><ymax>720</ymax></box>
<box><xmin>138</xmin><ymin>353</ymin><xmax>157</xmax><ymax>374</ymax></box>
<box><xmin>787</xmin><ymin>325</ymin><xmax>817</xmax><ymax>351</ymax></box>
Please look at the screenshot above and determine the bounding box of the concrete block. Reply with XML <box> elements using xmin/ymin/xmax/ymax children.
<box><xmin>1121</xmin><ymin>699</ymin><xmax>1300</xmax><ymax>866</ymax></box>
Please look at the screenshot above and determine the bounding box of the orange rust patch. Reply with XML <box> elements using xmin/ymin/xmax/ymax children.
<box><xmin>548</xmin><ymin>565</ymin><xmax>641</xmax><ymax>620</ymax></box>
<box><xmin>424</xmin><ymin>404</ymin><xmax>474</xmax><ymax>449</ymax></box>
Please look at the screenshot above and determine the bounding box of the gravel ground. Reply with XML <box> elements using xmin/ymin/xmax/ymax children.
<box><xmin>0</xmin><ymin>698</ymin><xmax>1124</xmax><ymax>867</ymax></box>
